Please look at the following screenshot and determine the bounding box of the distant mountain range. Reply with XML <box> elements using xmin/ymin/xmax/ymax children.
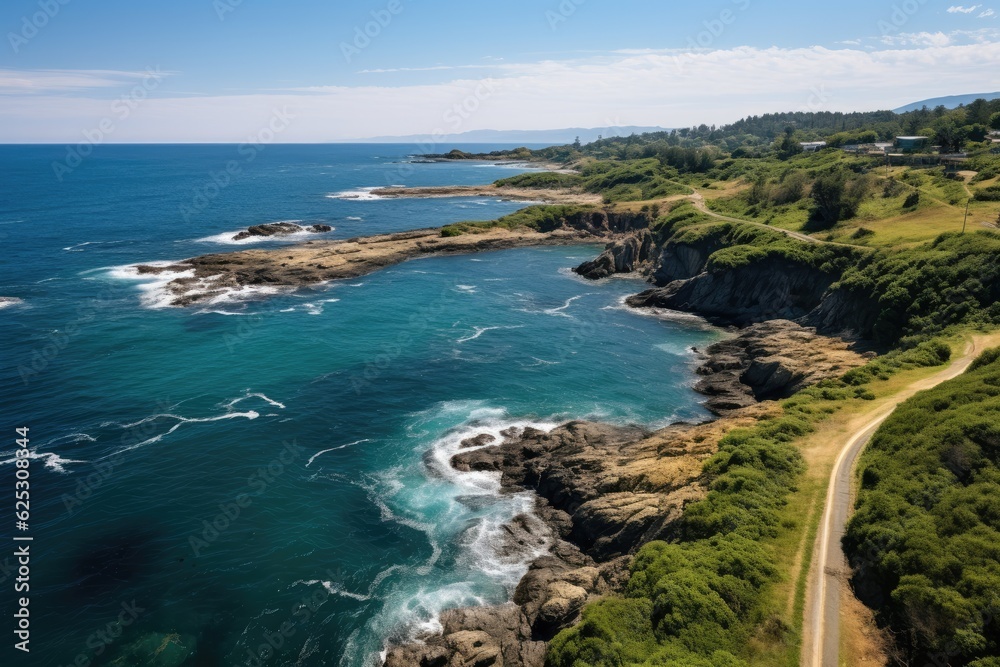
<box><xmin>894</xmin><ymin>92</ymin><xmax>1000</xmax><ymax>114</ymax></box>
<box><xmin>354</xmin><ymin>126</ymin><xmax>672</xmax><ymax>145</ymax></box>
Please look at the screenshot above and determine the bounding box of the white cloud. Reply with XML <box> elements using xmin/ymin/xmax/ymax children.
<box><xmin>880</xmin><ymin>31</ymin><xmax>952</xmax><ymax>46</ymax></box>
<box><xmin>3</xmin><ymin>43</ymin><xmax>1000</xmax><ymax>142</ymax></box>
<box><xmin>948</xmin><ymin>5</ymin><xmax>981</xmax><ymax>13</ymax></box>
<box><xmin>980</xmin><ymin>8</ymin><xmax>996</xmax><ymax>17</ymax></box>
<box><xmin>0</xmin><ymin>68</ymin><xmax>170</xmax><ymax>94</ymax></box>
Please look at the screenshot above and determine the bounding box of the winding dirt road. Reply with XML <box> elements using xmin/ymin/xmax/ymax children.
<box><xmin>802</xmin><ymin>334</ymin><xmax>994</xmax><ymax>667</ymax></box>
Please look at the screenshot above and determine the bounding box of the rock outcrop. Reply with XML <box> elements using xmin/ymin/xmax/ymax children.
<box><xmin>693</xmin><ymin>320</ymin><xmax>873</xmax><ymax>415</ymax></box>
<box><xmin>574</xmin><ymin>230</ymin><xmax>654</xmax><ymax>279</ymax></box>
<box><xmin>232</xmin><ymin>222</ymin><xmax>332</xmax><ymax>241</ymax></box>
<box><xmin>384</xmin><ymin>408</ymin><xmax>780</xmax><ymax>666</ymax></box>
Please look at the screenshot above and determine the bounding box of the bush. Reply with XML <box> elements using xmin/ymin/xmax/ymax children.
<box><xmin>903</xmin><ymin>191</ymin><xmax>920</xmax><ymax>209</ymax></box>
<box><xmin>974</xmin><ymin>185</ymin><xmax>1000</xmax><ymax>202</ymax></box>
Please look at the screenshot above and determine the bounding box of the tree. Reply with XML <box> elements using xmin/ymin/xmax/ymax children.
<box><xmin>573</xmin><ymin>136</ymin><xmax>581</xmax><ymax>149</ymax></box>
<box><xmin>776</xmin><ymin>127</ymin><xmax>802</xmax><ymax>159</ymax></box>
<box><xmin>990</xmin><ymin>112</ymin><xmax>1000</xmax><ymax>131</ymax></box>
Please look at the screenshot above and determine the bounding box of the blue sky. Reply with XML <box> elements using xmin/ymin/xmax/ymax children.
<box><xmin>1</xmin><ymin>0</ymin><xmax>999</xmax><ymax>141</ymax></box>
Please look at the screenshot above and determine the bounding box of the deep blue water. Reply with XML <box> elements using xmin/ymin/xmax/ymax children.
<box><xmin>0</xmin><ymin>145</ymin><xmax>720</xmax><ymax>666</ymax></box>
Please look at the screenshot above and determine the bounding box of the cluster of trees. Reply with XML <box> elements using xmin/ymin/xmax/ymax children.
<box><xmin>832</xmin><ymin>231</ymin><xmax>1000</xmax><ymax>344</ymax></box>
<box><xmin>845</xmin><ymin>348</ymin><xmax>1000</xmax><ymax>666</ymax></box>
<box><xmin>807</xmin><ymin>170</ymin><xmax>874</xmax><ymax>229</ymax></box>
<box><xmin>496</xmin><ymin>159</ymin><xmax>690</xmax><ymax>202</ymax></box>
<box><xmin>522</xmin><ymin>98</ymin><xmax>1000</xmax><ymax>164</ymax></box>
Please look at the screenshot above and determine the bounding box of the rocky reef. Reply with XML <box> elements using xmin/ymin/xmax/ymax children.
<box><xmin>231</xmin><ymin>221</ymin><xmax>332</xmax><ymax>241</ymax></box>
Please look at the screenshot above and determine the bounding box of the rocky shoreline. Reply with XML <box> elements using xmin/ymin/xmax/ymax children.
<box><xmin>384</xmin><ymin>318</ymin><xmax>870</xmax><ymax>667</ymax></box>
<box><xmin>134</xmin><ymin>206</ymin><xmax>650</xmax><ymax>307</ymax></box>
<box><xmin>132</xmin><ymin>199</ymin><xmax>878</xmax><ymax>665</ymax></box>
<box><xmin>135</xmin><ymin>228</ymin><xmax>598</xmax><ymax>307</ymax></box>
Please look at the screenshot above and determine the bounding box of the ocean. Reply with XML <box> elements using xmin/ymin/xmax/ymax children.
<box><xmin>0</xmin><ymin>144</ymin><xmax>720</xmax><ymax>666</ymax></box>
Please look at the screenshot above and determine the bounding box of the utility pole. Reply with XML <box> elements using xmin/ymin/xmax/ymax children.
<box><xmin>963</xmin><ymin>199</ymin><xmax>970</xmax><ymax>234</ymax></box>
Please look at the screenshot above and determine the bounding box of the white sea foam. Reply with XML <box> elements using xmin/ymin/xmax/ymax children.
<box><xmin>0</xmin><ymin>297</ymin><xmax>24</xmax><ymax>310</ymax></box>
<box><xmin>0</xmin><ymin>449</ymin><xmax>86</xmax><ymax>474</ymax></box>
<box><xmin>62</xmin><ymin>240</ymin><xmax>128</xmax><ymax>252</ymax></box>
<box><xmin>195</xmin><ymin>220</ymin><xmax>333</xmax><ymax>246</ymax></box>
<box><xmin>225</xmin><ymin>391</ymin><xmax>287</xmax><ymax>410</ymax></box>
<box><xmin>327</xmin><ymin>187</ymin><xmax>384</xmax><ymax>201</ymax></box>
<box><xmin>543</xmin><ymin>294</ymin><xmax>588</xmax><ymax>317</ymax></box>
<box><xmin>305</xmin><ymin>439</ymin><xmax>371</xmax><ymax>467</ymax></box>
<box><xmin>456</xmin><ymin>325</ymin><xmax>525</xmax><ymax>344</ymax></box>
<box><xmin>345</xmin><ymin>216</ymin><xmax>364</xmax><ymax>221</ymax></box>
<box><xmin>98</xmin><ymin>410</ymin><xmax>260</xmax><ymax>460</ymax></box>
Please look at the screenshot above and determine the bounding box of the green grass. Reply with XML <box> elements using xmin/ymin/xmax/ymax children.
<box><xmin>439</xmin><ymin>204</ymin><xmax>599</xmax><ymax>236</ymax></box>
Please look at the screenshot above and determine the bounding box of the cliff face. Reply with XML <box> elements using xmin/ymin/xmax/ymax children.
<box><xmin>574</xmin><ymin>229</ymin><xmax>654</xmax><ymax>279</ymax></box>
<box><xmin>626</xmin><ymin>258</ymin><xmax>838</xmax><ymax>326</ymax></box>
<box><xmin>577</xmin><ymin>228</ymin><xmax>884</xmax><ymax>339</ymax></box>
<box><xmin>560</xmin><ymin>209</ymin><xmax>651</xmax><ymax>235</ymax></box>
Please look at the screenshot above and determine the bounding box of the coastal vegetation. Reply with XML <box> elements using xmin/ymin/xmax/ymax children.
<box><xmin>844</xmin><ymin>348</ymin><xmax>1000</xmax><ymax>666</ymax></box>
<box><xmin>548</xmin><ymin>341</ymin><xmax>957</xmax><ymax>667</ymax></box>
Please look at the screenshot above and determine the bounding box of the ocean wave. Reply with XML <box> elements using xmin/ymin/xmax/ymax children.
<box><xmin>326</xmin><ymin>187</ymin><xmax>384</xmax><ymax>201</ymax></box>
<box><xmin>0</xmin><ymin>449</ymin><xmax>87</xmax><ymax>474</ymax></box>
<box><xmin>195</xmin><ymin>220</ymin><xmax>333</xmax><ymax>246</ymax></box>
<box><xmin>62</xmin><ymin>240</ymin><xmax>129</xmax><ymax>252</ymax></box>
<box><xmin>602</xmin><ymin>295</ymin><xmax>717</xmax><ymax>328</ymax></box>
<box><xmin>278</xmin><ymin>298</ymin><xmax>340</xmax><ymax>316</ymax></box>
<box><xmin>0</xmin><ymin>297</ymin><xmax>25</xmax><ymax>310</ymax></box>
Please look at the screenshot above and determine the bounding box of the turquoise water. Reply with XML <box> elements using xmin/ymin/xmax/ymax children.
<box><xmin>0</xmin><ymin>145</ymin><xmax>719</xmax><ymax>666</ymax></box>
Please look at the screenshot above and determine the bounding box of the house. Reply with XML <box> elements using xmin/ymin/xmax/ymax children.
<box><xmin>799</xmin><ymin>141</ymin><xmax>827</xmax><ymax>152</ymax></box>
<box><xmin>895</xmin><ymin>136</ymin><xmax>930</xmax><ymax>152</ymax></box>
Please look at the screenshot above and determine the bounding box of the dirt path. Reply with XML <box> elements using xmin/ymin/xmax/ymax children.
<box><xmin>687</xmin><ymin>191</ymin><xmax>856</xmax><ymax>246</ymax></box>
<box><xmin>802</xmin><ymin>333</ymin><xmax>998</xmax><ymax>667</ymax></box>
